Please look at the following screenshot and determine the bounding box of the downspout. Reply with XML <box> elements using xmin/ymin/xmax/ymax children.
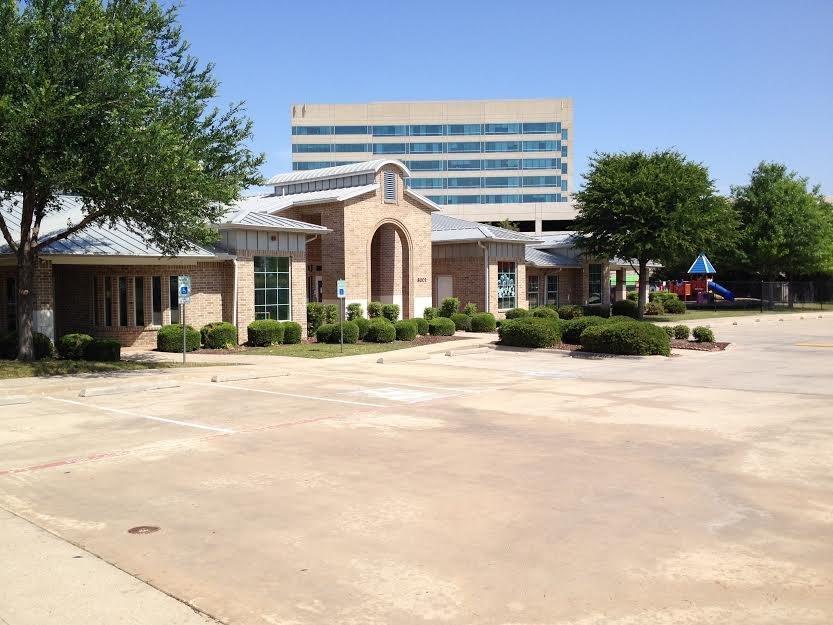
<box><xmin>305</xmin><ymin>234</ymin><xmax>320</xmax><ymax>304</ymax></box>
<box><xmin>232</xmin><ymin>257</ymin><xmax>239</xmax><ymax>339</ymax></box>
<box><xmin>477</xmin><ymin>241</ymin><xmax>489</xmax><ymax>313</ymax></box>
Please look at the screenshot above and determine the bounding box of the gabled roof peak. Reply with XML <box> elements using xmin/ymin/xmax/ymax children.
<box><xmin>267</xmin><ymin>160</ymin><xmax>411</xmax><ymax>186</ymax></box>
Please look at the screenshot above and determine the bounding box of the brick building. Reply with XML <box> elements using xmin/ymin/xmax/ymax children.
<box><xmin>1</xmin><ymin>159</ymin><xmax>621</xmax><ymax>349</ymax></box>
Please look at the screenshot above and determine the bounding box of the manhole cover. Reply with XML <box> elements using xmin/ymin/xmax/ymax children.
<box><xmin>127</xmin><ymin>525</ymin><xmax>160</xmax><ymax>535</ymax></box>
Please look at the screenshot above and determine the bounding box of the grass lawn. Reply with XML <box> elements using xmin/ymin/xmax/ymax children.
<box><xmin>243</xmin><ymin>340</ymin><xmax>436</xmax><ymax>359</ymax></box>
<box><xmin>0</xmin><ymin>359</ymin><xmax>212</xmax><ymax>380</ymax></box>
<box><xmin>649</xmin><ymin>308</ymin><xmax>817</xmax><ymax>323</ymax></box>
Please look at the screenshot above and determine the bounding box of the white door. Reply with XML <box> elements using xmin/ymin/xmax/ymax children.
<box><xmin>436</xmin><ymin>275</ymin><xmax>453</xmax><ymax>304</ymax></box>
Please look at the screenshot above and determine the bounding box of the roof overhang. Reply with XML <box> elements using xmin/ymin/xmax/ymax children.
<box><xmin>217</xmin><ymin>222</ymin><xmax>331</xmax><ymax>235</ymax></box>
<box><xmin>404</xmin><ymin>189</ymin><xmax>441</xmax><ymax>212</ymax></box>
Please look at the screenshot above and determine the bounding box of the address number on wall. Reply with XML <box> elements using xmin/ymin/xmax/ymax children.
<box><xmin>416</xmin><ymin>277</ymin><xmax>428</xmax><ymax>283</ymax></box>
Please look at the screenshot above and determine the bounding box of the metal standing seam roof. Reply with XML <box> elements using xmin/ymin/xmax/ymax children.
<box><xmin>687</xmin><ymin>252</ymin><xmax>716</xmax><ymax>275</ymax></box>
<box><xmin>431</xmin><ymin>214</ymin><xmax>542</xmax><ymax>244</ymax></box>
<box><xmin>218</xmin><ymin>208</ymin><xmax>330</xmax><ymax>233</ymax></box>
<box><xmin>267</xmin><ymin>159</ymin><xmax>412</xmax><ymax>185</ymax></box>
<box><xmin>1</xmin><ymin>195</ymin><xmax>222</xmax><ymax>258</ymax></box>
<box><xmin>229</xmin><ymin>185</ymin><xmax>378</xmax><ymax>215</ymax></box>
<box><xmin>525</xmin><ymin>247</ymin><xmax>582</xmax><ymax>268</ymax></box>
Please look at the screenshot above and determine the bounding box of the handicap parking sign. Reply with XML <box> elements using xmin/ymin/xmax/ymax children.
<box><xmin>178</xmin><ymin>275</ymin><xmax>191</xmax><ymax>304</ymax></box>
<box><xmin>337</xmin><ymin>279</ymin><xmax>346</xmax><ymax>299</ymax></box>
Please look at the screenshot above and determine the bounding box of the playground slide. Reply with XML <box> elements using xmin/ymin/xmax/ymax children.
<box><xmin>709</xmin><ymin>281</ymin><xmax>735</xmax><ymax>301</ymax></box>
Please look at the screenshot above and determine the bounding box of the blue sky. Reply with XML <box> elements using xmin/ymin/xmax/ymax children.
<box><xmin>178</xmin><ymin>0</ymin><xmax>833</xmax><ymax>195</ymax></box>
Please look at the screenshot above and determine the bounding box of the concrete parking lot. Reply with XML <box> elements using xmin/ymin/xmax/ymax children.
<box><xmin>1</xmin><ymin>314</ymin><xmax>833</xmax><ymax>624</ymax></box>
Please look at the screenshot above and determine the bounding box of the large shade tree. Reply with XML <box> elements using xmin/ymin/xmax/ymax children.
<box><xmin>731</xmin><ymin>162</ymin><xmax>833</xmax><ymax>280</ymax></box>
<box><xmin>573</xmin><ymin>150</ymin><xmax>736</xmax><ymax>318</ymax></box>
<box><xmin>0</xmin><ymin>0</ymin><xmax>263</xmax><ymax>360</ymax></box>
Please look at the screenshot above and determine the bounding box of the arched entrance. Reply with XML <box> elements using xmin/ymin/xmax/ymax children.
<box><xmin>368</xmin><ymin>221</ymin><xmax>411</xmax><ymax>319</ymax></box>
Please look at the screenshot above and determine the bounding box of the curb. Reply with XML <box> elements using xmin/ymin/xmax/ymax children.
<box><xmin>0</xmin><ymin>396</ymin><xmax>31</xmax><ymax>406</ymax></box>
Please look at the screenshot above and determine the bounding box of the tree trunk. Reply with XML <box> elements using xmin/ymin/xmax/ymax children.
<box><xmin>16</xmin><ymin>248</ymin><xmax>36</xmax><ymax>361</ymax></box>
<box><xmin>637</xmin><ymin>262</ymin><xmax>649</xmax><ymax>320</ymax></box>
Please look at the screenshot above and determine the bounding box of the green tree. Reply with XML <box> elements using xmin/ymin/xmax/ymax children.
<box><xmin>0</xmin><ymin>0</ymin><xmax>263</xmax><ymax>360</ymax></box>
<box><xmin>731</xmin><ymin>162</ymin><xmax>833</xmax><ymax>280</ymax></box>
<box><xmin>496</xmin><ymin>218</ymin><xmax>519</xmax><ymax>232</ymax></box>
<box><xmin>573</xmin><ymin>150</ymin><xmax>735</xmax><ymax>318</ymax></box>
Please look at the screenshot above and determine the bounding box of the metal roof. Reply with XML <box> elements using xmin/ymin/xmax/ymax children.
<box><xmin>431</xmin><ymin>214</ymin><xmax>542</xmax><ymax>244</ymax></box>
<box><xmin>525</xmin><ymin>247</ymin><xmax>581</xmax><ymax>268</ymax></box>
<box><xmin>535</xmin><ymin>231</ymin><xmax>579</xmax><ymax>247</ymax></box>
<box><xmin>267</xmin><ymin>159</ymin><xmax>411</xmax><ymax>185</ymax></box>
<box><xmin>231</xmin><ymin>185</ymin><xmax>378</xmax><ymax>214</ymax></box>
<box><xmin>687</xmin><ymin>252</ymin><xmax>716</xmax><ymax>275</ymax></box>
<box><xmin>218</xmin><ymin>207</ymin><xmax>330</xmax><ymax>233</ymax></box>
<box><xmin>1</xmin><ymin>194</ymin><xmax>222</xmax><ymax>259</ymax></box>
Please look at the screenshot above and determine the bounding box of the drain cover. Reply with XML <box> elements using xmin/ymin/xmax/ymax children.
<box><xmin>127</xmin><ymin>525</ymin><xmax>160</xmax><ymax>535</ymax></box>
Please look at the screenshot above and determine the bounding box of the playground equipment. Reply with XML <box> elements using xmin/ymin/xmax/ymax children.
<box><xmin>667</xmin><ymin>252</ymin><xmax>734</xmax><ymax>303</ymax></box>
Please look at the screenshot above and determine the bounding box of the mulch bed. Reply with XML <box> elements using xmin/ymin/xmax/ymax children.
<box><xmin>671</xmin><ymin>339</ymin><xmax>730</xmax><ymax>352</ymax></box>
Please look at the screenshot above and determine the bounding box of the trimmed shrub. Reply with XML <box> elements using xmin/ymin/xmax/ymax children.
<box><xmin>57</xmin><ymin>333</ymin><xmax>93</xmax><ymax>360</ymax></box>
<box><xmin>33</xmin><ymin>332</ymin><xmax>54</xmax><ymax>359</ymax></box>
<box><xmin>693</xmin><ymin>326</ymin><xmax>715</xmax><ymax>343</ymax></box>
<box><xmin>395</xmin><ymin>319</ymin><xmax>418</xmax><ymax>341</ymax></box>
<box><xmin>583</xmin><ymin>304</ymin><xmax>611</xmax><ymax>318</ymax></box>
<box><xmin>439</xmin><ymin>297</ymin><xmax>460</xmax><ymax>318</ymax></box>
<box><xmin>644</xmin><ymin>301</ymin><xmax>665</xmax><ymax>316</ymax></box>
<box><xmin>470</xmin><ymin>312</ymin><xmax>497</xmax><ymax>332</ymax></box>
<box><xmin>611</xmin><ymin>299</ymin><xmax>639</xmax><ymax>319</ymax></box>
<box><xmin>561</xmin><ymin>316</ymin><xmax>608</xmax><ymax>344</ymax></box>
<box><xmin>423</xmin><ymin>306</ymin><xmax>439</xmax><ymax>321</ymax></box>
<box><xmin>323</xmin><ymin>303</ymin><xmax>338</xmax><ymax>324</ymax></box>
<box><xmin>282</xmin><ymin>322</ymin><xmax>302</xmax><ymax>344</ymax></box>
<box><xmin>428</xmin><ymin>317</ymin><xmax>456</xmax><ymax>336</ymax></box>
<box><xmin>531</xmin><ymin>306</ymin><xmax>559</xmax><ymax>319</ymax></box>
<box><xmin>199</xmin><ymin>322</ymin><xmax>221</xmax><ymax>346</ymax></box>
<box><xmin>580</xmin><ymin>321</ymin><xmax>671</xmax><ymax>356</ymax></box>
<box><xmin>673</xmin><ymin>324</ymin><xmax>691</xmax><ymax>340</ymax></box>
<box><xmin>318</xmin><ymin>321</ymin><xmax>359</xmax><ymax>344</ymax></box>
<box><xmin>316</xmin><ymin>323</ymin><xmax>336</xmax><ymax>343</ymax></box>
<box><xmin>664</xmin><ymin>297</ymin><xmax>687</xmax><ymax>314</ymax></box>
<box><xmin>382</xmin><ymin>303</ymin><xmax>400</xmax><ymax>322</ymax></box>
<box><xmin>412</xmin><ymin>317</ymin><xmax>429</xmax><ymax>335</ymax></box>
<box><xmin>451</xmin><ymin>312</ymin><xmax>472</xmax><ymax>331</ymax></box>
<box><xmin>307</xmin><ymin>302</ymin><xmax>325</xmax><ymax>337</ymax></box>
<box><xmin>202</xmin><ymin>322</ymin><xmax>237</xmax><ymax>349</ymax></box>
<box><xmin>0</xmin><ymin>331</ymin><xmax>51</xmax><ymax>359</ymax></box>
<box><xmin>346</xmin><ymin>303</ymin><xmax>364</xmax><ymax>321</ymax></box>
<box><xmin>557</xmin><ymin>304</ymin><xmax>584</xmax><ymax>320</ymax></box>
<box><xmin>663</xmin><ymin>326</ymin><xmax>675</xmax><ymax>339</ymax></box>
<box><xmin>158</xmin><ymin>324</ymin><xmax>200</xmax><ymax>352</ymax></box>
<box><xmin>84</xmin><ymin>338</ymin><xmax>121</xmax><ymax>362</ymax></box>
<box><xmin>247</xmin><ymin>319</ymin><xmax>284</xmax><ymax>346</ymax></box>
<box><xmin>499</xmin><ymin>317</ymin><xmax>561</xmax><ymax>348</ymax></box>
<box><xmin>365</xmin><ymin>317</ymin><xmax>396</xmax><ymax>343</ymax></box>
<box><xmin>367</xmin><ymin>301</ymin><xmax>383</xmax><ymax>318</ymax></box>
<box><xmin>504</xmin><ymin>307</ymin><xmax>529</xmax><ymax>319</ymax></box>
<box><xmin>463</xmin><ymin>302</ymin><xmax>478</xmax><ymax>316</ymax></box>
<box><xmin>355</xmin><ymin>317</ymin><xmax>370</xmax><ymax>340</ymax></box>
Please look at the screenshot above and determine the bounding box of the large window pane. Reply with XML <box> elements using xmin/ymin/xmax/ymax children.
<box><xmin>484</xmin><ymin>141</ymin><xmax>520</xmax><ymax>152</ymax></box>
<box><xmin>292</xmin><ymin>126</ymin><xmax>333</xmax><ymax>135</ymax></box>
<box><xmin>169</xmin><ymin>276</ymin><xmax>180</xmax><ymax>324</ymax></box>
<box><xmin>522</xmin><ymin>122</ymin><xmax>561</xmax><ymax>134</ymax></box>
<box><xmin>372</xmin><ymin>125</ymin><xmax>407</xmax><ymax>136</ymax></box>
<box><xmin>523</xmin><ymin>158</ymin><xmax>560</xmax><ymax>169</ymax></box>
<box><xmin>497</xmin><ymin>262</ymin><xmax>517</xmax><ymax>309</ymax></box>
<box><xmin>254</xmin><ymin>256</ymin><xmax>291</xmax><ymax>321</ymax></box>
<box><xmin>483</xmin><ymin>159</ymin><xmax>520</xmax><ymax>170</ymax></box>
<box><xmin>522</xmin><ymin>175</ymin><xmax>559</xmax><ymax>187</ymax></box>
<box><xmin>409</xmin><ymin>142</ymin><xmax>444</xmax><ymax>154</ymax></box>
<box><xmin>118</xmin><ymin>277</ymin><xmax>128</xmax><ymax>326</ymax></box>
<box><xmin>334</xmin><ymin>143</ymin><xmax>369</xmax><ymax>152</ymax></box>
<box><xmin>445</xmin><ymin>195</ymin><xmax>480</xmax><ymax>205</ymax></box>
<box><xmin>447</xmin><ymin>159</ymin><xmax>481</xmax><ymax>171</ymax></box>
<box><xmin>546</xmin><ymin>274</ymin><xmax>559</xmax><ymax>306</ymax></box>
<box><xmin>292</xmin><ymin>144</ymin><xmax>333</xmax><ymax>153</ymax></box>
<box><xmin>425</xmin><ymin>195</ymin><xmax>447</xmax><ymax>205</ymax></box>
<box><xmin>446</xmin><ymin>141</ymin><xmax>481</xmax><ymax>153</ymax></box>
<box><xmin>334</xmin><ymin>125</ymin><xmax>368</xmax><ymax>135</ymax></box>
<box><xmin>408</xmin><ymin>178</ymin><xmax>445</xmax><ymax>189</ymax></box>
<box><xmin>482</xmin><ymin>177</ymin><xmax>520</xmax><ymax>188</ymax></box>
<box><xmin>134</xmin><ymin>277</ymin><xmax>145</xmax><ymax>326</ymax></box>
<box><xmin>527</xmin><ymin>275</ymin><xmax>540</xmax><ymax>308</ymax></box>
<box><xmin>446</xmin><ymin>177</ymin><xmax>481</xmax><ymax>189</ymax></box>
<box><xmin>104</xmin><ymin>277</ymin><xmax>113</xmax><ymax>326</ymax></box>
<box><xmin>409</xmin><ymin>124</ymin><xmax>444</xmax><ymax>136</ymax></box>
<box><xmin>522</xmin><ymin>140</ymin><xmax>559</xmax><ymax>152</ymax></box>
<box><xmin>407</xmin><ymin>160</ymin><xmax>444</xmax><ymax>171</ymax></box>
<box><xmin>588</xmin><ymin>264</ymin><xmax>603</xmax><ymax>304</ymax></box>
<box><xmin>152</xmin><ymin>276</ymin><xmax>162</xmax><ymax>325</ymax></box>
<box><xmin>372</xmin><ymin>143</ymin><xmax>406</xmax><ymax>154</ymax></box>
<box><xmin>446</xmin><ymin>124</ymin><xmax>481</xmax><ymax>135</ymax></box>
<box><xmin>482</xmin><ymin>194</ymin><xmax>520</xmax><ymax>204</ymax></box>
<box><xmin>484</xmin><ymin>123</ymin><xmax>520</xmax><ymax>134</ymax></box>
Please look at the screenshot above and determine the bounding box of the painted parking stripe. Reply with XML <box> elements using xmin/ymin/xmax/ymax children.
<box><xmin>188</xmin><ymin>382</ymin><xmax>387</xmax><ymax>408</ymax></box>
<box><xmin>297</xmin><ymin>370</ymin><xmax>470</xmax><ymax>392</ymax></box>
<box><xmin>348</xmin><ymin>387</ymin><xmax>450</xmax><ymax>403</ymax></box>
<box><xmin>44</xmin><ymin>397</ymin><xmax>236</xmax><ymax>434</ymax></box>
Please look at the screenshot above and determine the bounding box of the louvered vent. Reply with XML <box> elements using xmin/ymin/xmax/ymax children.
<box><xmin>383</xmin><ymin>171</ymin><xmax>396</xmax><ymax>202</ymax></box>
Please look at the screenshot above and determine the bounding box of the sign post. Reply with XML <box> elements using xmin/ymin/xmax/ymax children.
<box><xmin>336</xmin><ymin>279</ymin><xmax>346</xmax><ymax>353</ymax></box>
<box><xmin>178</xmin><ymin>275</ymin><xmax>192</xmax><ymax>364</ymax></box>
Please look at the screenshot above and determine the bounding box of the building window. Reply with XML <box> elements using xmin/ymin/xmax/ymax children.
<box><xmin>372</xmin><ymin>125</ymin><xmax>407</xmax><ymax>136</ymax></box>
<box><xmin>169</xmin><ymin>276</ymin><xmax>180</xmax><ymax>324</ymax></box>
<box><xmin>292</xmin><ymin>144</ymin><xmax>333</xmax><ymax>153</ymax></box>
<box><xmin>447</xmin><ymin>159</ymin><xmax>481</xmax><ymax>171</ymax></box>
<box><xmin>408</xmin><ymin>142</ymin><xmax>444</xmax><ymax>154</ymax></box>
<box><xmin>407</xmin><ymin>160</ymin><xmax>445</xmax><ymax>171</ymax></box>
<box><xmin>383</xmin><ymin>171</ymin><xmax>396</xmax><ymax>202</ymax></box>
<box><xmin>527</xmin><ymin>275</ymin><xmax>539</xmax><ymax>308</ymax></box>
<box><xmin>134</xmin><ymin>277</ymin><xmax>145</xmax><ymax>326</ymax></box>
<box><xmin>446</xmin><ymin>141</ymin><xmax>481</xmax><ymax>153</ymax></box>
<box><xmin>409</xmin><ymin>124</ymin><xmax>444</xmax><ymax>136</ymax></box>
<box><xmin>484</xmin><ymin>123</ymin><xmax>520</xmax><ymax>135</ymax></box>
<box><xmin>372</xmin><ymin>143</ymin><xmax>406</xmax><ymax>154</ymax></box>
<box><xmin>118</xmin><ymin>277</ymin><xmax>128</xmax><ymax>326</ymax></box>
<box><xmin>5</xmin><ymin>277</ymin><xmax>16</xmax><ymax>331</ymax></box>
<box><xmin>588</xmin><ymin>264</ymin><xmax>602</xmax><ymax>304</ymax></box>
<box><xmin>446</xmin><ymin>123</ymin><xmax>481</xmax><ymax>135</ymax></box>
<box><xmin>91</xmin><ymin>276</ymin><xmax>99</xmax><ymax>326</ymax></box>
<box><xmin>484</xmin><ymin>141</ymin><xmax>520</xmax><ymax>153</ymax></box>
<box><xmin>254</xmin><ymin>256</ymin><xmax>290</xmax><ymax>320</ymax></box>
<box><xmin>333</xmin><ymin>125</ymin><xmax>368</xmax><ymax>135</ymax></box>
<box><xmin>497</xmin><ymin>262</ymin><xmax>516</xmax><ymax>309</ymax></box>
<box><xmin>104</xmin><ymin>277</ymin><xmax>113</xmax><ymax>326</ymax></box>
<box><xmin>152</xmin><ymin>276</ymin><xmax>162</xmax><ymax>325</ymax></box>
<box><xmin>546</xmin><ymin>274</ymin><xmax>559</xmax><ymax>306</ymax></box>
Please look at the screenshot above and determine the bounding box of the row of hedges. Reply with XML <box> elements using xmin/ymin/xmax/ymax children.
<box><xmin>580</xmin><ymin>321</ymin><xmax>671</xmax><ymax>356</ymax></box>
<box><xmin>0</xmin><ymin>331</ymin><xmax>121</xmax><ymax>362</ymax></box>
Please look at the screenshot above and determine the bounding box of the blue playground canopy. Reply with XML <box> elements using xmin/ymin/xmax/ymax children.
<box><xmin>687</xmin><ymin>252</ymin><xmax>717</xmax><ymax>275</ymax></box>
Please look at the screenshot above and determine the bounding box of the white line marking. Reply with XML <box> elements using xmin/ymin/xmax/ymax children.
<box><xmin>348</xmin><ymin>387</ymin><xmax>449</xmax><ymax>403</ymax></box>
<box><xmin>44</xmin><ymin>397</ymin><xmax>236</xmax><ymax>434</ymax></box>
<box><xmin>296</xmin><ymin>370</ymin><xmax>472</xmax><ymax>392</ymax></box>
<box><xmin>188</xmin><ymin>382</ymin><xmax>387</xmax><ymax>408</ymax></box>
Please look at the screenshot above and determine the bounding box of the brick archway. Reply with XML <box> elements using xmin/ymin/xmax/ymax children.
<box><xmin>367</xmin><ymin>219</ymin><xmax>412</xmax><ymax>319</ymax></box>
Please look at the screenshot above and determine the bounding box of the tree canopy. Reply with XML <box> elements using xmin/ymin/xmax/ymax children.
<box><xmin>0</xmin><ymin>0</ymin><xmax>264</xmax><ymax>359</ymax></box>
<box><xmin>573</xmin><ymin>149</ymin><xmax>736</xmax><ymax>317</ymax></box>
<box><xmin>731</xmin><ymin>162</ymin><xmax>833</xmax><ymax>279</ymax></box>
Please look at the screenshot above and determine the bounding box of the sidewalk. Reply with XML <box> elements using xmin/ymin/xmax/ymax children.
<box><xmin>0</xmin><ymin>509</ymin><xmax>219</xmax><ymax>625</ymax></box>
